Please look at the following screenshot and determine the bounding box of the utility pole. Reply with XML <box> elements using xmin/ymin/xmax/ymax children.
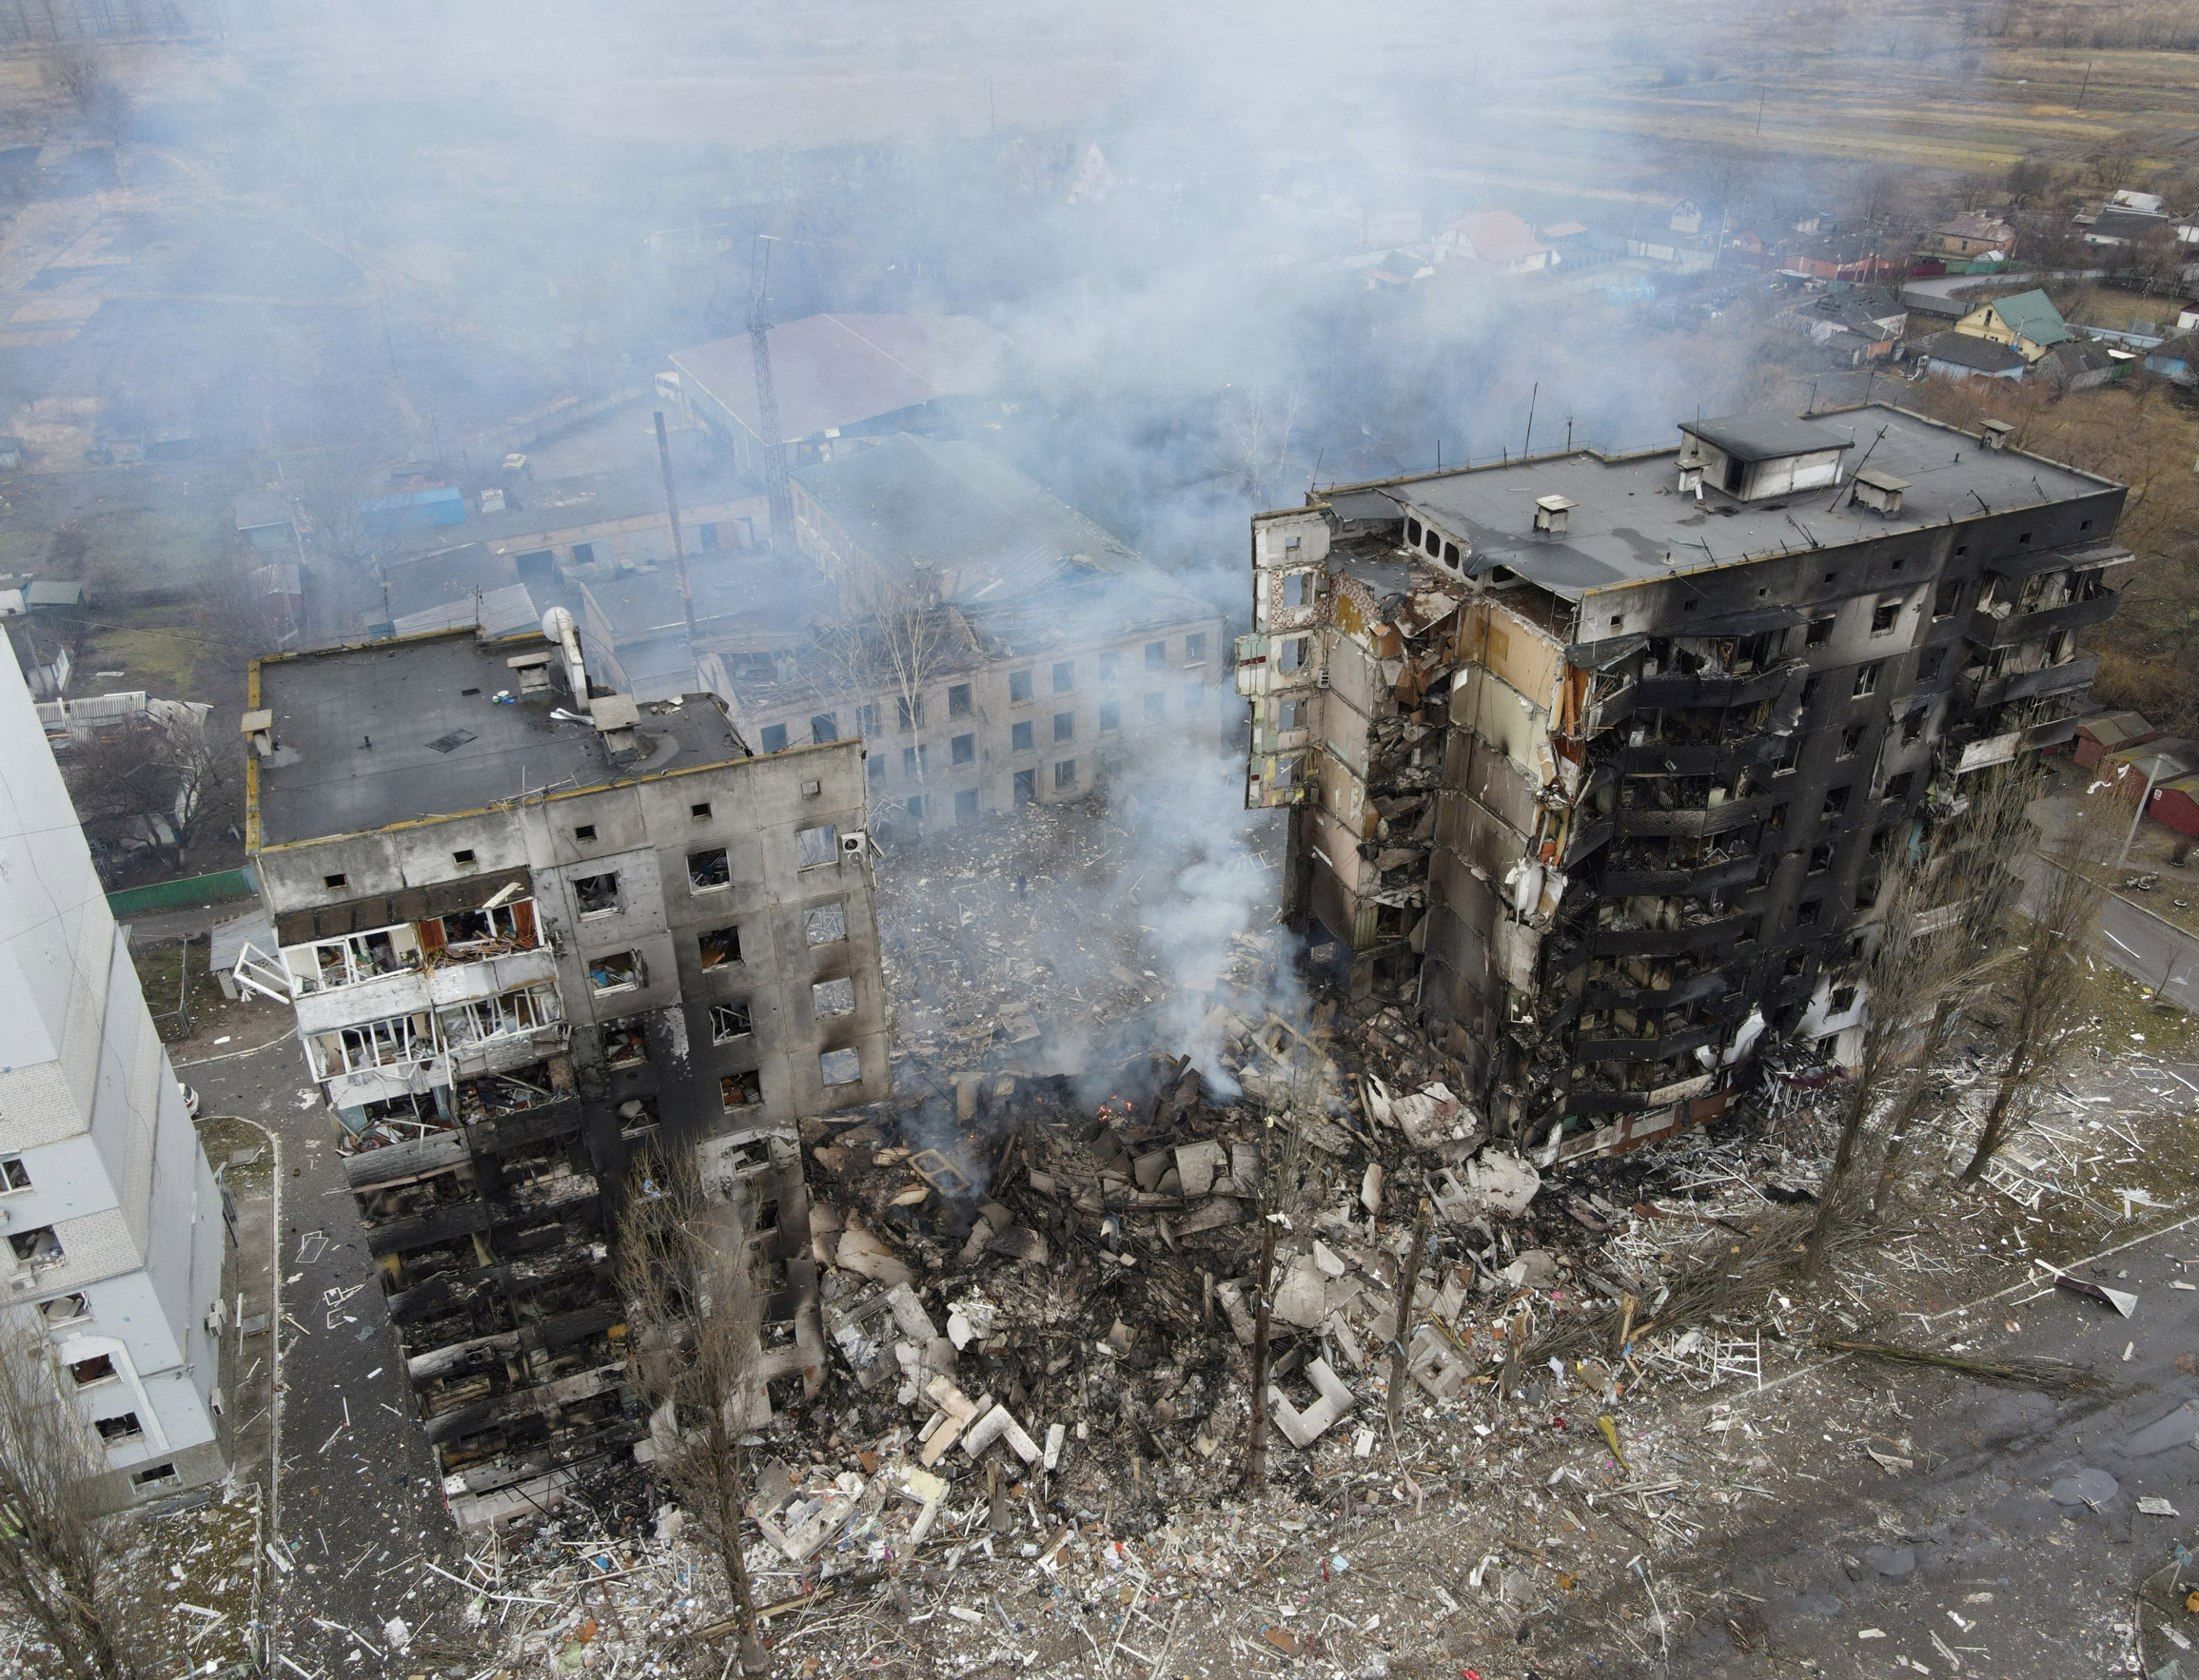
<box><xmin>2120</xmin><ymin>752</ymin><xmax>2166</xmax><ymax>866</ymax></box>
<box><xmin>655</xmin><ymin>410</ymin><xmax>702</xmax><ymax>691</ymax></box>
<box><xmin>748</xmin><ymin>236</ymin><xmax>796</xmax><ymax>554</ymax></box>
<box><xmin>1243</xmin><ymin>1220</ymin><xmax>1277</xmax><ymax>1489</ymax></box>
<box><xmin>1385</xmin><ymin>1201</ymin><xmax>1431</xmax><ymax>1429</ymax></box>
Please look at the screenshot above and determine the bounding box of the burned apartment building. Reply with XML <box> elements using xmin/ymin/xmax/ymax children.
<box><xmin>578</xmin><ymin>434</ymin><xmax>1226</xmax><ymax>830</ymax></box>
<box><xmin>1241</xmin><ymin>404</ymin><xmax>2128</xmax><ymax>1162</ymax></box>
<box><xmin>235</xmin><ymin>615</ymin><xmax>886</xmax><ymax>1519</ymax></box>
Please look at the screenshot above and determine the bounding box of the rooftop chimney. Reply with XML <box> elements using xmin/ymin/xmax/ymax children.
<box><xmin>1532</xmin><ymin>494</ymin><xmax>1577</xmax><ymax>536</ymax></box>
<box><xmin>1849</xmin><ymin>467</ymin><xmax>1910</xmax><ymax>518</ymax></box>
<box><xmin>540</xmin><ymin>606</ymin><xmax>592</xmax><ymax>717</ymax></box>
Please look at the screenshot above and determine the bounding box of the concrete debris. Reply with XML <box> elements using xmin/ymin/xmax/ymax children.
<box><xmin>1266</xmin><ymin>1357</ymin><xmax>1356</xmax><ymax>1448</ymax></box>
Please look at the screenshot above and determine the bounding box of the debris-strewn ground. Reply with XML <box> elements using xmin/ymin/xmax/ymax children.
<box><xmin>220</xmin><ymin>933</ymin><xmax>2199</xmax><ymax>1679</ymax></box>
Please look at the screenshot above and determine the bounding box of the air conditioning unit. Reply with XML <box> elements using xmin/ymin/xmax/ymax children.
<box><xmin>1314</xmin><ymin>670</ymin><xmax>1331</xmax><ymax>690</ymax></box>
<box><xmin>839</xmin><ymin>830</ymin><xmax>870</xmax><ymax>859</ymax></box>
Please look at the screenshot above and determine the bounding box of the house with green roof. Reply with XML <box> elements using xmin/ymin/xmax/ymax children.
<box><xmin>1953</xmin><ymin>287</ymin><xmax>2076</xmax><ymax>363</ymax></box>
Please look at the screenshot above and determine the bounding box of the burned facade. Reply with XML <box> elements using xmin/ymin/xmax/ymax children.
<box><xmin>238</xmin><ymin>616</ymin><xmax>883</xmax><ymax>1518</ymax></box>
<box><xmin>1243</xmin><ymin>404</ymin><xmax>2128</xmax><ymax>1161</ymax></box>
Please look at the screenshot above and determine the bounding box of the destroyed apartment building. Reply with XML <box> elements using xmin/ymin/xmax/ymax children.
<box><xmin>234</xmin><ymin>613</ymin><xmax>888</xmax><ymax>1520</ymax></box>
<box><xmin>1241</xmin><ymin>403</ymin><xmax>2129</xmax><ymax>1162</ymax></box>
<box><xmin>579</xmin><ymin>433</ymin><xmax>1226</xmax><ymax>829</ymax></box>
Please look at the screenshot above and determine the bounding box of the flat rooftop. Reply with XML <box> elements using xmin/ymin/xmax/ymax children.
<box><xmin>252</xmin><ymin>630</ymin><xmax>745</xmax><ymax>847</ymax></box>
<box><xmin>1324</xmin><ymin>404</ymin><xmax>2121</xmax><ymax>601</ymax></box>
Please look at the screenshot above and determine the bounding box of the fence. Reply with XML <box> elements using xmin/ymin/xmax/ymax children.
<box><xmin>107</xmin><ymin>866</ymin><xmax>257</xmax><ymax>917</ymax></box>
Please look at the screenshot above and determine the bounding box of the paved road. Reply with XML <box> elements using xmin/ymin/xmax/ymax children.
<box><xmin>188</xmin><ymin>1037</ymin><xmax>461</xmax><ymax>1672</ymax></box>
<box><xmin>1645</xmin><ymin>1216</ymin><xmax>2199</xmax><ymax>1678</ymax></box>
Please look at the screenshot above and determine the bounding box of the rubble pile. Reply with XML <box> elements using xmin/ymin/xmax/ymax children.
<box><xmin>873</xmin><ymin>793</ymin><xmax>1286</xmax><ymax>1077</ymax></box>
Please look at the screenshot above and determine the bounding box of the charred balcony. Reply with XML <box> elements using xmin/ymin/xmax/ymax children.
<box><xmin>1589</xmin><ymin>910</ymin><xmax>1753</xmax><ymax>958</ymax></box>
<box><xmin>1966</xmin><ymin>590</ymin><xmax>2118</xmax><ymax>649</ymax></box>
<box><xmin>1610</xmin><ymin>790</ymin><xmax>1770</xmax><ymax>839</ymax></box>
<box><xmin>1580</xmin><ymin>955</ymin><xmax>1735</xmax><ymax>1013</ymax></box>
<box><xmin>1573</xmin><ymin>1023</ymin><xmax>1723</xmax><ymax>1065</ymax></box>
<box><xmin>1961</xmin><ymin>653</ymin><xmax>2098</xmax><ymax>712</ymax></box>
<box><xmin>1624</xmin><ymin>661</ymin><xmax>1801</xmax><ymax>715</ymax></box>
<box><xmin>1600</xmin><ymin>839</ymin><xmax>1757</xmax><ymax>896</ymax></box>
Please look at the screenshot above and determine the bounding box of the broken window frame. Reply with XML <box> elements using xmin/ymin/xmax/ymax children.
<box><xmin>316</xmin><ymin>1010</ymin><xmax>434</xmax><ymax>1076</ymax></box>
<box><xmin>438</xmin><ymin>983</ymin><xmax>560</xmax><ymax>1048</ymax></box>
<box><xmin>8</xmin><ymin>1225</ymin><xmax>62</xmax><ymax>1268</ymax></box>
<box><xmin>951</xmin><ymin>732</ymin><xmax>976</xmax><ymax>764</ymax></box>
<box><xmin>1185</xmin><ymin>631</ymin><xmax>1208</xmax><ymax>664</ymax></box>
<box><xmin>69</xmin><ymin>1353</ymin><xmax>117</xmax><ymax>1389</ymax></box>
<box><xmin>601</xmin><ymin>1017</ymin><xmax>650</xmax><ymax>1067</ymax></box>
<box><xmin>720</xmin><ymin>1070</ymin><xmax>763</xmax><ymax>1110</ymax></box>
<box><xmin>709</xmin><ymin>1001</ymin><xmax>753</xmax><ymax>1042</ymax></box>
<box><xmin>1054</xmin><ymin>758</ymin><xmax>1076</xmax><ymax>791</ymax></box>
<box><xmin>759</xmin><ymin>723</ymin><xmax>789</xmax><ymax>752</ymax></box>
<box><xmin>1011</xmin><ymin>720</ymin><xmax>1033</xmax><ymax>752</ymax></box>
<box><xmin>0</xmin><ymin>1154</ymin><xmax>29</xmax><ymax>1193</ymax></box>
<box><xmin>1051</xmin><ymin>659</ymin><xmax>1075</xmax><ymax>693</ymax></box>
<box><xmin>1052</xmin><ymin>710</ymin><xmax>1074</xmax><ymax>743</ymax></box>
<box><xmin>811</xmin><ymin>713</ymin><xmax>838</xmax><ymax>744</ymax></box>
<box><xmin>819</xmin><ymin>1046</ymin><xmax>861</xmax><ymax>1088</ymax></box>
<box><xmin>94</xmin><ymin>1413</ymin><xmax>143</xmax><ymax>1445</ymax></box>
<box><xmin>1008</xmin><ymin>670</ymin><xmax>1033</xmax><ymax>704</ymax></box>
<box><xmin>688</xmin><ymin>847</ymin><xmax>731</xmax><ymax>891</ymax></box>
<box><xmin>1097</xmin><ymin>652</ymin><xmax>1123</xmax><ymax>685</ymax></box>
<box><xmin>795</xmin><ymin>824</ymin><xmax>838</xmax><ymax>869</ymax></box>
<box><xmin>804</xmin><ymin>902</ymin><xmax>848</xmax><ymax>947</ymax></box>
<box><xmin>812</xmin><ymin>975</ymin><xmax>855</xmax><ymax>1019</ymax></box>
<box><xmin>427</xmin><ymin>900</ymin><xmax>536</xmax><ymax>953</ymax></box>
<box><xmin>287</xmin><ymin>924</ymin><xmax>422</xmax><ymax>993</ymax></box>
<box><xmin>586</xmin><ymin>952</ymin><xmax>643</xmax><ymax>995</ymax></box>
<box><xmin>697</xmin><ymin>925</ymin><xmax>742</xmax><ymax>967</ymax></box>
<box><xmin>947</xmin><ymin>683</ymin><xmax>972</xmax><ymax>717</ymax></box>
<box><xmin>572</xmin><ymin>872</ymin><xmax>620</xmax><ymax>917</ymax></box>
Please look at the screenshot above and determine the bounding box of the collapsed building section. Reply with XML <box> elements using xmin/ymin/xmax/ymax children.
<box><xmin>239</xmin><ymin>616</ymin><xmax>885</xmax><ymax>1517</ymax></box>
<box><xmin>1244</xmin><ymin>403</ymin><xmax>2130</xmax><ymax>1161</ymax></box>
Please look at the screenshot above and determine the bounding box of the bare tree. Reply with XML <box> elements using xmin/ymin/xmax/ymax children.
<box><xmin>1957</xmin><ymin>787</ymin><xmax>2111</xmax><ymax>1185</ymax></box>
<box><xmin>1801</xmin><ymin>837</ymin><xmax>1950</xmax><ymax>1277</ymax></box>
<box><xmin>808</xmin><ymin>562</ymin><xmax>958</xmax><ymax>827</ymax></box>
<box><xmin>39</xmin><ymin>48</ymin><xmax>104</xmax><ymax>116</ymax></box>
<box><xmin>2083</xmin><ymin>131</ymin><xmax>2147</xmax><ymax>194</ymax></box>
<box><xmin>63</xmin><ymin>705</ymin><xmax>223</xmax><ymax>879</ymax></box>
<box><xmin>1221</xmin><ymin>387</ymin><xmax>1303</xmax><ymax>510</ymax></box>
<box><xmin>0</xmin><ymin>1324</ymin><xmax>146</xmax><ymax>1679</ymax></box>
<box><xmin>1870</xmin><ymin>763</ymin><xmax>2038</xmax><ymax>1212</ymax></box>
<box><xmin>616</xmin><ymin>1151</ymin><xmax>768</xmax><ymax>1672</ymax></box>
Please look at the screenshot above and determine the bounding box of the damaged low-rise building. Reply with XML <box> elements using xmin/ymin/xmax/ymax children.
<box><xmin>236</xmin><ymin>614</ymin><xmax>885</xmax><ymax>1518</ymax></box>
<box><xmin>1242</xmin><ymin>403</ymin><xmax>2129</xmax><ymax>1162</ymax></box>
<box><xmin>578</xmin><ymin>434</ymin><xmax>1227</xmax><ymax>830</ymax></box>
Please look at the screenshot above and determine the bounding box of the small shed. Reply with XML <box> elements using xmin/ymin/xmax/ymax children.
<box><xmin>2150</xmin><ymin>773</ymin><xmax>2199</xmax><ymax>841</ymax></box>
<box><xmin>2074</xmin><ymin>710</ymin><xmax>2156</xmax><ymax>771</ymax></box>
<box><xmin>2100</xmin><ymin>737</ymin><xmax>2199</xmax><ymax>805</ymax></box>
<box><xmin>233</xmin><ymin>492</ymin><xmax>297</xmax><ymax>553</ymax></box>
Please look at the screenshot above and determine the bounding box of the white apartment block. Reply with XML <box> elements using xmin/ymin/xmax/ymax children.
<box><xmin>0</xmin><ymin>653</ymin><xmax>227</xmax><ymax>1507</ymax></box>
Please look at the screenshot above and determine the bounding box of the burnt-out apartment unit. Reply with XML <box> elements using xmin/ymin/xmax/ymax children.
<box><xmin>237</xmin><ymin>615</ymin><xmax>883</xmax><ymax>1519</ymax></box>
<box><xmin>1242</xmin><ymin>404</ymin><xmax>2128</xmax><ymax>1162</ymax></box>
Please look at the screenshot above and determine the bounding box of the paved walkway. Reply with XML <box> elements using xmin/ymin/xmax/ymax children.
<box><xmin>192</xmin><ymin>1034</ymin><xmax>461</xmax><ymax>1674</ymax></box>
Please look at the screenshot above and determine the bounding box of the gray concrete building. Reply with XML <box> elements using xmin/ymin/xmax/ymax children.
<box><xmin>1243</xmin><ymin>403</ymin><xmax>2129</xmax><ymax>1161</ymax></box>
<box><xmin>237</xmin><ymin>615</ymin><xmax>883</xmax><ymax>1517</ymax></box>
<box><xmin>577</xmin><ymin>435</ymin><xmax>1227</xmax><ymax>833</ymax></box>
<box><xmin>0</xmin><ymin>649</ymin><xmax>227</xmax><ymax>1509</ymax></box>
